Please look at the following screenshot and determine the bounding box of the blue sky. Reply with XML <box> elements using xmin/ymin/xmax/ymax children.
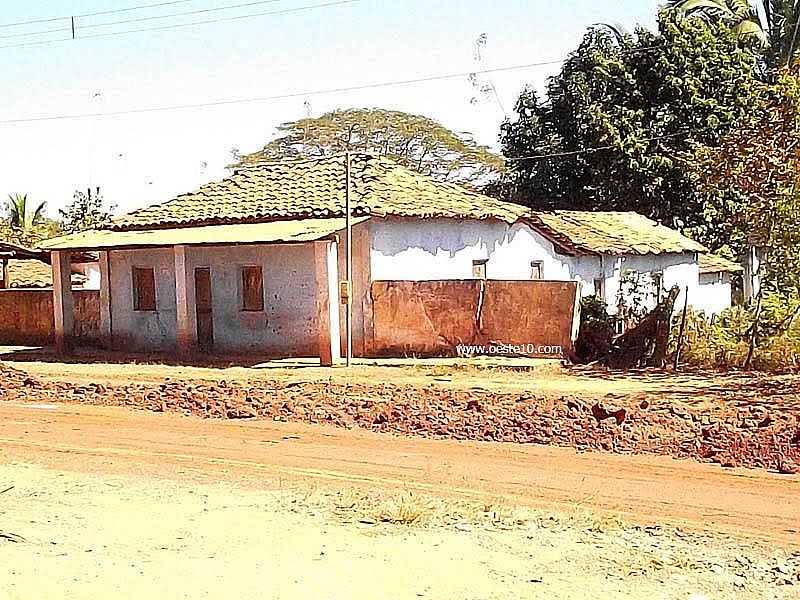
<box><xmin>1</xmin><ymin>0</ymin><xmax>661</xmax><ymax>216</ymax></box>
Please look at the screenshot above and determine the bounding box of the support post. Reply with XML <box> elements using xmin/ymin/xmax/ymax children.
<box><xmin>673</xmin><ymin>285</ymin><xmax>689</xmax><ymax>371</ymax></box>
<box><xmin>344</xmin><ymin>151</ymin><xmax>353</xmax><ymax>366</ymax></box>
<box><xmin>51</xmin><ymin>250</ymin><xmax>74</xmax><ymax>354</ymax></box>
<box><xmin>98</xmin><ymin>251</ymin><xmax>112</xmax><ymax>348</ymax></box>
<box><xmin>315</xmin><ymin>239</ymin><xmax>341</xmax><ymax>366</ymax></box>
<box><xmin>174</xmin><ymin>245</ymin><xmax>196</xmax><ymax>357</ymax></box>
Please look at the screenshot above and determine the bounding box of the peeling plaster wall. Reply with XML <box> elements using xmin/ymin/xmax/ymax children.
<box><xmin>370</xmin><ymin>280</ymin><xmax>578</xmax><ymax>357</ymax></box>
<box><xmin>109</xmin><ymin>248</ymin><xmax>178</xmax><ymax>352</ymax></box>
<box><xmin>369</xmin><ymin>217</ymin><xmax>573</xmax><ymax>282</ymax></box>
<box><xmin>366</xmin><ymin>217</ymin><xmax>702</xmax><ymax>316</ymax></box>
<box><xmin>0</xmin><ymin>289</ymin><xmax>99</xmax><ymax>345</ymax></box>
<box><xmin>187</xmin><ymin>244</ymin><xmax>317</xmax><ymax>356</ymax></box>
<box><xmin>108</xmin><ymin>244</ymin><xmax>318</xmax><ymax>355</ymax></box>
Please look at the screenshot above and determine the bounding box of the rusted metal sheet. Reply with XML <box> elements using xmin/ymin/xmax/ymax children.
<box><xmin>0</xmin><ymin>290</ymin><xmax>100</xmax><ymax>345</ymax></box>
<box><xmin>368</xmin><ymin>280</ymin><xmax>578</xmax><ymax>358</ymax></box>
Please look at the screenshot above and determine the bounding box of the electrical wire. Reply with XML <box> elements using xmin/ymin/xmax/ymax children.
<box><xmin>0</xmin><ymin>0</ymin><xmax>194</xmax><ymax>29</ymax></box>
<box><xmin>0</xmin><ymin>59</ymin><xmax>579</xmax><ymax>125</ymax></box>
<box><xmin>81</xmin><ymin>0</ymin><xmax>285</xmax><ymax>30</ymax></box>
<box><xmin>0</xmin><ymin>0</ymin><xmax>359</xmax><ymax>49</ymax></box>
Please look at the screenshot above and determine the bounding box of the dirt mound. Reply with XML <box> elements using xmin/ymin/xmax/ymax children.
<box><xmin>1</xmin><ymin>365</ymin><xmax>798</xmax><ymax>472</ymax></box>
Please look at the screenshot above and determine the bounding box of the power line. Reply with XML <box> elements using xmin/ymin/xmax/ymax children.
<box><xmin>82</xmin><ymin>0</ymin><xmax>357</xmax><ymax>39</ymax></box>
<box><xmin>0</xmin><ymin>45</ymin><xmax>666</xmax><ymax>126</ymax></box>
<box><xmin>0</xmin><ymin>60</ymin><xmax>572</xmax><ymax>125</ymax></box>
<box><xmin>82</xmin><ymin>0</ymin><xmax>285</xmax><ymax>30</ymax></box>
<box><xmin>0</xmin><ymin>0</ymin><xmax>359</xmax><ymax>49</ymax></box>
<box><xmin>0</xmin><ymin>25</ymin><xmax>70</xmax><ymax>41</ymax></box>
<box><xmin>0</xmin><ymin>0</ymin><xmax>193</xmax><ymax>29</ymax></box>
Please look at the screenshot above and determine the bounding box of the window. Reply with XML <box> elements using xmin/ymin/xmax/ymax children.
<box><xmin>593</xmin><ymin>278</ymin><xmax>605</xmax><ymax>300</ymax></box>
<box><xmin>530</xmin><ymin>261</ymin><xmax>544</xmax><ymax>280</ymax></box>
<box><xmin>132</xmin><ymin>267</ymin><xmax>156</xmax><ymax>311</ymax></box>
<box><xmin>241</xmin><ymin>265</ymin><xmax>264</xmax><ymax>311</ymax></box>
<box><xmin>472</xmin><ymin>259</ymin><xmax>487</xmax><ymax>279</ymax></box>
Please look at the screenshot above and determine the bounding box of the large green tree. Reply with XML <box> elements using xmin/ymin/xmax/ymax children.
<box><xmin>691</xmin><ymin>68</ymin><xmax>800</xmax><ymax>295</ymax></box>
<box><xmin>669</xmin><ymin>0</ymin><xmax>800</xmax><ymax>68</ymax></box>
<box><xmin>498</xmin><ymin>9</ymin><xmax>764</xmax><ymax>249</ymax></box>
<box><xmin>238</xmin><ymin>108</ymin><xmax>505</xmax><ymax>187</ymax></box>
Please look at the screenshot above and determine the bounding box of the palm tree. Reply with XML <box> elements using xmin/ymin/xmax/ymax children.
<box><xmin>6</xmin><ymin>193</ymin><xmax>47</xmax><ymax>234</ymax></box>
<box><xmin>669</xmin><ymin>0</ymin><xmax>800</xmax><ymax>66</ymax></box>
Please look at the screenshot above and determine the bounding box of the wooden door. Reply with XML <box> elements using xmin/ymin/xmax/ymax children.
<box><xmin>195</xmin><ymin>267</ymin><xmax>213</xmax><ymax>352</ymax></box>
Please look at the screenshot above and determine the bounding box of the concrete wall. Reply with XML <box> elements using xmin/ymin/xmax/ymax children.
<box><xmin>369</xmin><ymin>217</ymin><xmax>573</xmax><ymax>282</ymax></box>
<box><xmin>107</xmin><ymin>243</ymin><xmax>319</xmax><ymax>355</ymax></box>
<box><xmin>600</xmin><ymin>253</ymin><xmax>701</xmax><ymax>315</ymax></box>
<box><xmin>0</xmin><ymin>289</ymin><xmax>99</xmax><ymax>345</ymax></box>
<box><xmin>186</xmin><ymin>244</ymin><xmax>318</xmax><ymax>356</ymax></box>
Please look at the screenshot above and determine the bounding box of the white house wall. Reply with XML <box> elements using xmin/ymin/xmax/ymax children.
<box><xmin>367</xmin><ymin>216</ymin><xmax>704</xmax><ymax>315</ymax></box>
<box><xmin>108</xmin><ymin>243</ymin><xmax>319</xmax><ymax>355</ymax></box>
<box><xmin>696</xmin><ymin>272</ymin><xmax>733</xmax><ymax>316</ymax></box>
<box><xmin>369</xmin><ymin>217</ymin><xmax>573</xmax><ymax>281</ymax></box>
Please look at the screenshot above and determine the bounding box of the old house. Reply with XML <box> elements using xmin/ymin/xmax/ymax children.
<box><xmin>40</xmin><ymin>154</ymin><xmax>722</xmax><ymax>362</ymax></box>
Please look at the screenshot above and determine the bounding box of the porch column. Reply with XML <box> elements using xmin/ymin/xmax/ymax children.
<box><xmin>314</xmin><ymin>239</ymin><xmax>341</xmax><ymax>366</ymax></box>
<box><xmin>51</xmin><ymin>250</ymin><xmax>74</xmax><ymax>354</ymax></box>
<box><xmin>98</xmin><ymin>251</ymin><xmax>113</xmax><ymax>348</ymax></box>
<box><xmin>174</xmin><ymin>245</ymin><xmax>196</xmax><ymax>356</ymax></box>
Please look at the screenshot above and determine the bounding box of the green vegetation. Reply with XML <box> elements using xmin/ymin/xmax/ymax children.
<box><xmin>498</xmin><ymin>9</ymin><xmax>763</xmax><ymax>250</ymax></box>
<box><xmin>238</xmin><ymin>108</ymin><xmax>505</xmax><ymax>187</ymax></box>
<box><xmin>676</xmin><ymin>295</ymin><xmax>800</xmax><ymax>370</ymax></box>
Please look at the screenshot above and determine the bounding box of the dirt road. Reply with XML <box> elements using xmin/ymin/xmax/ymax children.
<box><xmin>1</xmin><ymin>401</ymin><xmax>798</xmax><ymax>548</ymax></box>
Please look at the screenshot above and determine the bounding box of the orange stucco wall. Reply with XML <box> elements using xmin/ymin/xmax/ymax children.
<box><xmin>0</xmin><ymin>290</ymin><xmax>100</xmax><ymax>345</ymax></box>
<box><xmin>368</xmin><ymin>280</ymin><xmax>579</xmax><ymax>358</ymax></box>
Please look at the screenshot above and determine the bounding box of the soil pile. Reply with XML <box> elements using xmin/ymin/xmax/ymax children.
<box><xmin>1</xmin><ymin>363</ymin><xmax>797</xmax><ymax>472</ymax></box>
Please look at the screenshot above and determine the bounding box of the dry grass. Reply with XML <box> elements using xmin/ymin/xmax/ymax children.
<box><xmin>370</xmin><ymin>492</ymin><xmax>436</xmax><ymax>525</ymax></box>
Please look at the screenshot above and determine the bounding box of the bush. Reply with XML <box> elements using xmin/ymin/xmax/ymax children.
<box><xmin>573</xmin><ymin>296</ymin><xmax>616</xmax><ymax>363</ymax></box>
<box><xmin>675</xmin><ymin>294</ymin><xmax>800</xmax><ymax>371</ymax></box>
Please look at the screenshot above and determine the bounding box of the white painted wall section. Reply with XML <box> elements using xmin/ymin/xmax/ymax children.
<box><xmin>369</xmin><ymin>217</ymin><xmax>573</xmax><ymax>281</ymax></box>
<box><xmin>696</xmin><ymin>272</ymin><xmax>733</xmax><ymax>316</ymax></box>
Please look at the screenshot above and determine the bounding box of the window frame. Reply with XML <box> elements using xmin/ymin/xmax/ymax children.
<box><xmin>530</xmin><ymin>260</ymin><xmax>544</xmax><ymax>280</ymax></box>
<box><xmin>240</xmin><ymin>264</ymin><xmax>265</xmax><ymax>312</ymax></box>
<box><xmin>132</xmin><ymin>266</ymin><xmax>157</xmax><ymax>312</ymax></box>
<box><xmin>471</xmin><ymin>258</ymin><xmax>488</xmax><ymax>280</ymax></box>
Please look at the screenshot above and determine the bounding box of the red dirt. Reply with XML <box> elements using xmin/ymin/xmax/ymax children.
<box><xmin>2</xmin><ymin>364</ymin><xmax>798</xmax><ymax>472</ymax></box>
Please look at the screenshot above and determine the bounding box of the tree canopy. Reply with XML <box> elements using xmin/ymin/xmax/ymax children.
<box><xmin>498</xmin><ymin>9</ymin><xmax>764</xmax><ymax>249</ymax></box>
<box><xmin>59</xmin><ymin>187</ymin><xmax>115</xmax><ymax>235</ymax></box>
<box><xmin>238</xmin><ymin>108</ymin><xmax>505</xmax><ymax>187</ymax></box>
<box><xmin>690</xmin><ymin>68</ymin><xmax>800</xmax><ymax>295</ymax></box>
<box><xmin>669</xmin><ymin>0</ymin><xmax>800</xmax><ymax>69</ymax></box>
<box><xmin>2</xmin><ymin>194</ymin><xmax>59</xmax><ymax>247</ymax></box>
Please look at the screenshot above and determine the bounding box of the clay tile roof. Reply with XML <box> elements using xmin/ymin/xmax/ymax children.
<box><xmin>527</xmin><ymin>211</ymin><xmax>707</xmax><ymax>256</ymax></box>
<box><xmin>0</xmin><ymin>241</ymin><xmax>44</xmax><ymax>260</ymax></box>
<box><xmin>4</xmin><ymin>259</ymin><xmax>87</xmax><ymax>289</ymax></box>
<box><xmin>107</xmin><ymin>154</ymin><xmax>528</xmax><ymax>231</ymax></box>
<box><xmin>699</xmin><ymin>253</ymin><xmax>743</xmax><ymax>275</ymax></box>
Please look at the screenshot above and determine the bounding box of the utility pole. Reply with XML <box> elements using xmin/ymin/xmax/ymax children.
<box><xmin>344</xmin><ymin>151</ymin><xmax>353</xmax><ymax>367</ymax></box>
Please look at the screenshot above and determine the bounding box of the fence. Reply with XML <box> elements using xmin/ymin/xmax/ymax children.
<box><xmin>0</xmin><ymin>289</ymin><xmax>100</xmax><ymax>345</ymax></box>
<box><xmin>368</xmin><ymin>280</ymin><xmax>579</xmax><ymax>358</ymax></box>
